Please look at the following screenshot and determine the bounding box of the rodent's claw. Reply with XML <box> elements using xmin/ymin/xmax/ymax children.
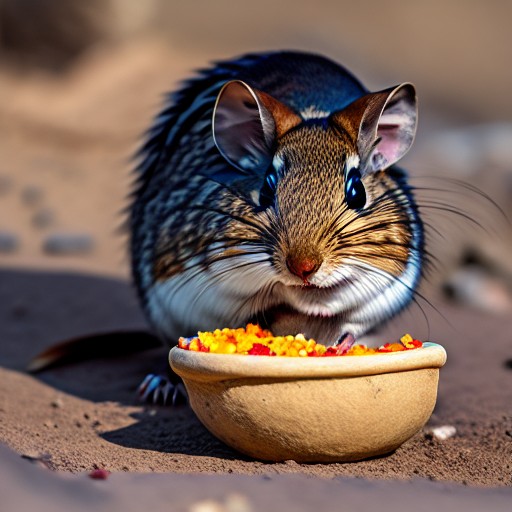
<box><xmin>137</xmin><ymin>373</ymin><xmax>188</xmax><ymax>406</ymax></box>
<box><xmin>335</xmin><ymin>333</ymin><xmax>356</xmax><ymax>354</ymax></box>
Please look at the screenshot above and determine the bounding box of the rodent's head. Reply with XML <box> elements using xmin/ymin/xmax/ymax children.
<box><xmin>212</xmin><ymin>79</ymin><xmax>420</xmax><ymax>296</ymax></box>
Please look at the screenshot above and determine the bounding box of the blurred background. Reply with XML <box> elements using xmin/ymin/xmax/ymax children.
<box><xmin>1</xmin><ymin>0</ymin><xmax>512</xmax><ymax>321</ymax></box>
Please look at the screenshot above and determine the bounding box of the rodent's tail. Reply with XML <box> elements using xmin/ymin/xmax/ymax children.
<box><xmin>27</xmin><ymin>330</ymin><xmax>162</xmax><ymax>373</ymax></box>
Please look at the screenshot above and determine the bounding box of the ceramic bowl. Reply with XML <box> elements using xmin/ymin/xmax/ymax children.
<box><xmin>169</xmin><ymin>343</ymin><xmax>447</xmax><ymax>462</ymax></box>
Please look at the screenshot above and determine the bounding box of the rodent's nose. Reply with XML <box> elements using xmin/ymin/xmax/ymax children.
<box><xmin>286</xmin><ymin>255</ymin><xmax>322</xmax><ymax>282</ymax></box>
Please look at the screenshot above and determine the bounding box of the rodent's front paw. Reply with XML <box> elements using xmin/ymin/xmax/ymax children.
<box><xmin>335</xmin><ymin>333</ymin><xmax>356</xmax><ymax>354</ymax></box>
<box><xmin>137</xmin><ymin>373</ymin><xmax>188</xmax><ymax>406</ymax></box>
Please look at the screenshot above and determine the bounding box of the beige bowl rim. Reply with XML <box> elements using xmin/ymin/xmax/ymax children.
<box><xmin>170</xmin><ymin>342</ymin><xmax>447</xmax><ymax>382</ymax></box>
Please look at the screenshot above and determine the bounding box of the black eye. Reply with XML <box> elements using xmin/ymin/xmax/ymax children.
<box><xmin>345</xmin><ymin>168</ymin><xmax>366</xmax><ymax>210</ymax></box>
<box><xmin>259</xmin><ymin>168</ymin><xmax>278</xmax><ymax>209</ymax></box>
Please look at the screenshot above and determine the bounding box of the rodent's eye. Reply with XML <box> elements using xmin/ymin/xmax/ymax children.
<box><xmin>258</xmin><ymin>168</ymin><xmax>278</xmax><ymax>209</ymax></box>
<box><xmin>345</xmin><ymin>168</ymin><xmax>366</xmax><ymax>210</ymax></box>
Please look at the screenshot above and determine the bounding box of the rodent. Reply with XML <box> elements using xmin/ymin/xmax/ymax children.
<box><xmin>130</xmin><ymin>51</ymin><xmax>423</xmax><ymax>349</ymax></box>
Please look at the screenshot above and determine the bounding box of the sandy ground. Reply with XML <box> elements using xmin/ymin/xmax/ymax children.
<box><xmin>1</xmin><ymin>24</ymin><xmax>512</xmax><ymax>511</ymax></box>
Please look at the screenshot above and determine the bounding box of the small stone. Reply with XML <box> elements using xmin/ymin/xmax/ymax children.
<box><xmin>0</xmin><ymin>231</ymin><xmax>19</xmax><ymax>253</ymax></box>
<box><xmin>189</xmin><ymin>494</ymin><xmax>251</xmax><ymax>512</ymax></box>
<box><xmin>224</xmin><ymin>493</ymin><xmax>251</xmax><ymax>512</ymax></box>
<box><xmin>444</xmin><ymin>266</ymin><xmax>512</xmax><ymax>314</ymax></box>
<box><xmin>21</xmin><ymin>452</ymin><xmax>52</xmax><ymax>469</ymax></box>
<box><xmin>51</xmin><ymin>398</ymin><xmax>64</xmax><ymax>408</ymax></box>
<box><xmin>43</xmin><ymin>233</ymin><xmax>94</xmax><ymax>255</ymax></box>
<box><xmin>0</xmin><ymin>175</ymin><xmax>13</xmax><ymax>195</ymax></box>
<box><xmin>189</xmin><ymin>500</ymin><xmax>223</xmax><ymax>512</ymax></box>
<box><xmin>21</xmin><ymin>185</ymin><xmax>43</xmax><ymax>206</ymax></box>
<box><xmin>32</xmin><ymin>208</ymin><xmax>56</xmax><ymax>229</ymax></box>
<box><xmin>427</xmin><ymin>425</ymin><xmax>457</xmax><ymax>441</ymax></box>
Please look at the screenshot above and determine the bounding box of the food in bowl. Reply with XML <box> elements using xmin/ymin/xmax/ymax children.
<box><xmin>177</xmin><ymin>323</ymin><xmax>423</xmax><ymax>356</ymax></box>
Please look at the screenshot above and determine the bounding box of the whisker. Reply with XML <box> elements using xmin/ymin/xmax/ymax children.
<box><xmin>182</xmin><ymin>257</ymin><xmax>273</xmax><ymax>317</ymax></box>
<box><xmin>343</xmin><ymin>259</ymin><xmax>451</xmax><ymax>339</ymax></box>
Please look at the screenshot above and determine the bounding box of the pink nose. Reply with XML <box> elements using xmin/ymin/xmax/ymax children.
<box><xmin>286</xmin><ymin>256</ymin><xmax>321</xmax><ymax>281</ymax></box>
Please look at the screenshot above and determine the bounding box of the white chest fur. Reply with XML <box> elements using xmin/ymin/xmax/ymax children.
<box><xmin>146</xmin><ymin>245</ymin><xmax>421</xmax><ymax>344</ymax></box>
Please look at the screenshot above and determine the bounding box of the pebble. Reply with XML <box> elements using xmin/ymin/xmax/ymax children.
<box><xmin>427</xmin><ymin>425</ymin><xmax>457</xmax><ymax>441</ymax></box>
<box><xmin>0</xmin><ymin>174</ymin><xmax>13</xmax><ymax>195</ymax></box>
<box><xmin>444</xmin><ymin>266</ymin><xmax>512</xmax><ymax>314</ymax></box>
<box><xmin>51</xmin><ymin>398</ymin><xmax>64</xmax><ymax>409</ymax></box>
<box><xmin>189</xmin><ymin>494</ymin><xmax>252</xmax><ymax>512</ymax></box>
<box><xmin>32</xmin><ymin>208</ymin><xmax>56</xmax><ymax>229</ymax></box>
<box><xmin>0</xmin><ymin>231</ymin><xmax>20</xmax><ymax>253</ymax></box>
<box><xmin>43</xmin><ymin>233</ymin><xmax>94</xmax><ymax>255</ymax></box>
<box><xmin>21</xmin><ymin>185</ymin><xmax>43</xmax><ymax>206</ymax></box>
<box><xmin>21</xmin><ymin>452</ymin><xmax>52</xmax><ymax>469</ymax></box>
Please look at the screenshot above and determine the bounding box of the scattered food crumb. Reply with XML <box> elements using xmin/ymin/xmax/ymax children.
<box><xmin>89</xmin><ymin>468</ymin><xmax>110</xmax><ymax>480</ymax></box>
<box><xmin>427</xmin><ymin>425</ymin><xmax>457</xmax><ymax>441</ymax></box>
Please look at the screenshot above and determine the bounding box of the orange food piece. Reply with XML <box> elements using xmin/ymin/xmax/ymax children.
<box><xmin>178</xmin><ymin>325</ymin><xmax>423</xmax><ymax>357</ymax></box>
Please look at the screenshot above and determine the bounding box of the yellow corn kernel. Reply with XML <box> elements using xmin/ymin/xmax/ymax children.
<box><xmin>225</xmin><ymin>342</ymin><xmax>237</xmax><ymax>354</ymax></box>
<box><xmin>400</xmin><ymin>333</ymin><xmax>413</xmax><ymax>344</ymax></box>
<box><xmin>305</xmin><ymin>339</ymin><xmax>316</xmax><ymax>353</ymax></box>
<box><xmin>314</xmin><ymin>344</ymin><xmax>327</xmax><ymax>355</ymax></box>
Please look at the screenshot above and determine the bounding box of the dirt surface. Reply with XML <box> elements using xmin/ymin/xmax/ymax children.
<box><xmin>0</xmin><ymin>267</ymin><xmax>511</xmax><ymax>488</ymax></box>
<box><xmin>1</xmin><ymin>5</ymin><xmax>512</xmax><ymax>509</ymax></box>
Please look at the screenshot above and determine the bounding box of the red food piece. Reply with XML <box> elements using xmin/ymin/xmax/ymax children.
<box><xmin>89</xmin><ymin>468</ymin><xmax>110</xmax><ymax>480</ymax></box>
<box><xmin>248</xmin><ymin>343</ymin><xmax>274</xmax><ymax>356</ymax></box>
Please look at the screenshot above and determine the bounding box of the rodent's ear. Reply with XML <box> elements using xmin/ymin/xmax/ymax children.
<box><xmin>334</xmin><ymin>83</ymin><xmax>417</xmax><ymax>171</ymax></box>
<box><xmin>213</xmin><ymin>80</ymin><xmax>301</xmax><ymax>173</ymax></box>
